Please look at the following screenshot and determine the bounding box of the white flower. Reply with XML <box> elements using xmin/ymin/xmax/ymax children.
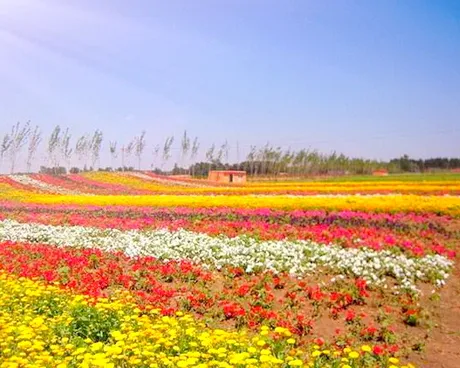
<box><xmin>0</xmin><ymin>219</ymin><xmax>453</xmax><ymax>291</ymax></box>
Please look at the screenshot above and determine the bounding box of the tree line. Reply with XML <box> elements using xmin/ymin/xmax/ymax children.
<box><xmin>1</xmin><ymin>121</ymin><xmax>459</xmax><ymax>176</ymax></box>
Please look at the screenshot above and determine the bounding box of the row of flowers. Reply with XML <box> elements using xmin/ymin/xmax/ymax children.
<box><xmin>1</xmin><ymin>202</ymin><xmax>452</xmax><ymax>227</ymax></box>
<box><xmin>4</xmin><ymin>173</ymin><xmax>460</xmax><ymax>196</ymax></box>
<box><xmin>0</xmin><ymin>205</ymin><xmax>456</xmax><ymax>258</ymax></box>
<box><xmin>0</xmin><ymin>219</ymin><xmax>453</xmax><ymax>290</ymax></box>
<box><xmin>8</xmin><ymin>174</ymin><xmax>85</xmax><ymax>195</ymax></box>
<box><xmin>0</xmin><ymin>242</ymin><xmax>425</xmax><ymax>366</ymax></box>
<box><xmin>83</xmin><ymin>172</ymin><xmax>460</xmax><ymax>194</ymax></box>
<box><xmin>2</xmin><ymin>187</ymin><xmax>460</xmax><ymax>216</ymax></box>
<box><xmin>0</xmin><ymin>270</ymin><xmax>415</xmax><ymax>368</ymax></box>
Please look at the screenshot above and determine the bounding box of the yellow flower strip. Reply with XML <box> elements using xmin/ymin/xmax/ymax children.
<box><xmin>0</xmin><ymin>272</ymin><xmax>407</xmax><ymax>368</ymax></box>
<box><xmin>246</xmin><ymin>180</ymin><xmax>460</xmax><ymax>187</ymax></box>
<box><xmin>83</xmin><ymin>173</ymin><xmax>460</xmax><ymax>194</ymax></box>
<box><xmin>2</xmin><ymin>189</ymin><xmax>460</xmax><ymax>216</ymax></box>
<box><xmin>0</xmin><ymin>183</ymin><xmax>30</xmax><ymax>201</ymax></box>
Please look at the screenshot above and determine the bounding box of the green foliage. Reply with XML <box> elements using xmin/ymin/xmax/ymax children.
<box><xmin>64</xmin><ymin>304</ymin><xmax>121</xmax><ymax>342</ymax></box>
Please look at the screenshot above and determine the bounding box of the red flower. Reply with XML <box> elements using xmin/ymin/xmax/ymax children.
<box><xmin>373</xmin><ymin>345</ymin><xmax>384</xmax><ymax>355</ymax></box>
<box><xmin>345</xmin><ymin>310</ymin><xmax>356</xmax><ymax>322</ymax></box>
<box><xmin>314</xmin><ymin>337</ymin><xmax>325</xmax><ymax>346</ymax></box>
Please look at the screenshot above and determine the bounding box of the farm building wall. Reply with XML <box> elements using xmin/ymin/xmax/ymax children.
<box><xmin>208</xmin><ymin>171</ymin><xmax>247</xmax><ymax>183</ymax></box>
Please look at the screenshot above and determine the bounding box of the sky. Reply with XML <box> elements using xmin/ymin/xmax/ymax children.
<box><xmin>0</xmin><ymin>0</ymin><xmax>459</xmax><ymax>171</ymax></box>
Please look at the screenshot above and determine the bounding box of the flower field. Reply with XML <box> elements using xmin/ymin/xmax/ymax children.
<box><xmin>0</xmin><ymin>173</ymin><xmax>459</xmax><ymax>367</ymax></box>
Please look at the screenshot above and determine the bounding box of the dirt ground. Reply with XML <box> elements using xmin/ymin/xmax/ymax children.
<box><xmin>411</xmin><ymin>264</ymin><xmax>460</xmax><ymax>368</ymax></box>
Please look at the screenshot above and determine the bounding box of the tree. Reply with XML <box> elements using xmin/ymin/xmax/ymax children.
<box><xmin>90</xmin><ymin>130</ymin><xmax>103</xmax><ymax>169</ymax></box>
<box><xmin>246</xmin><ymin>146</ymin><xmax>257</xmax><ymax>176</ymax></box>
<box><xmin>47</xmin><ymin>125</ymin><xmax>63</xmax><ymax>170</ymax></box>
<box><xmin>216</xmin><ymin>145</ymin><xmax>224</xmax><ymax>168</ymax></box>
<box><xmin>27</xmin><ymin>126</ymin><xmax>42</xmax><ymax>173</ymax></box>
<box><xmin>206</xmin><ymin>144</ymin><xmax>215</xmax><ymax>173</ymax></box>
<box><xmin>121</xmin><ymin>140</ymin><xmax>134</xmax><ymax>171</ymax></box>
<box><xmin>162</xmin><ymin>136</ymin><xmax>174</xmax><ymax>169</ymax></box>
<box><xmin>0</xmin><ymin>133</ymin><xmax>12</xmax><ymax>172</ymax></box>
<box><xmin>190</xmin><ymin>137</ymin><xmax>200</xmax><ymax>176</ymax></box>
<box><xmin>134</xmin><ymin>131</ymin><xmax>146</xmax><ymax>170</ymax></box>
<box><xmin>109</xmin><ymin>141</ymin><xmax>118</xmax><ymax>169</ymax></box>
<box><xmin>152</xmin><ymin>144</ymin><xmax>160</xmax><ymax>170</ymax></box>
<box><xmin>180</xmin><ymin>130</ymin><xmax>190</xmax><ymax>168</ymax></box>
<box><xmin>75</xmin><ymin>135</ymin><xmax>90</xmax><ymax>168</ymax></box>
<box><xmin>221</xmin><ymin>141</ymin><xmax>229</xmax><ymax>164</ymax></box>
<box><xmin>61</xmin><ymin>128</ymin><xmax>73</xmax><ymax>170</ymax></box>
<box><xmin>280</xmin><ymin>149</ymin><xmax>293</xmax><ymax>174</ymax></box>
<box><xmin>8</xmin><ymin>121</ymin><xmax>31</xmax><ymax>173</ymax></box>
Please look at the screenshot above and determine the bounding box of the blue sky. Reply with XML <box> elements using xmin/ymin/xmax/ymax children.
<box><xmin>0</xmin><ymin>0</ymin><xmax>459</xmax><ymax>169</ymax></box>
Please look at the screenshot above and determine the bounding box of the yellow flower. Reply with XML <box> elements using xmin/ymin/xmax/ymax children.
<box><xmin>361</xmin><ymin>345</ymin><xmax>371</xmax><ymax>352</ymax></box>
<box><xmin>311</xmin><ymin>351</ymin><xmax>321</xmax><ymax>358</ymax></box>
<box><xmin>348</xmin><ymin>351</ymin><xmax>359</xmax><ymax>359</ymax></box>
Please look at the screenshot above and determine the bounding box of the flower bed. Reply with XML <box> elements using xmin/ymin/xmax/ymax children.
<box><xmin>0</xmin><ymin>220</ymin><xmax>453</xmax><ymax>289</ymax></box>
<box><xmin>0</xmin><ymin>174</ymin><xmax>459</xmax><ymax>366</ymax></box>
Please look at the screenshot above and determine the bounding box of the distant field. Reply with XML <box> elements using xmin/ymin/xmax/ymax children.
<box><xmin>249</xmin><ymin>172</ymin><xmax>460</xmax><ymax>182</ymax></box>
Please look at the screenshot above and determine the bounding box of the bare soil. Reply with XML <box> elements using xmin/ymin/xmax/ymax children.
<box><xmin>410</xmin><ymin>264</ymin><xmax>460</xmax><ymax>368</ymax></box>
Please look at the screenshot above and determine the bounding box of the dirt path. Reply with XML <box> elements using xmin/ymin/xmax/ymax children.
<box><xmin>413</xmin><ymin>265</ymin><xmax>460</xmax><ymax>367</ymax></box>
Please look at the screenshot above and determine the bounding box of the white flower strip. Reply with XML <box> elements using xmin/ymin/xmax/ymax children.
<box><xmin>8</xmin><ymin>175</ymin><xmax>83</xmax><ymax>195</ymax></box>
<box><xmin>0</xmin><ymin>219</ymin><xmax>453</xmax><ymax>290</ymax></box>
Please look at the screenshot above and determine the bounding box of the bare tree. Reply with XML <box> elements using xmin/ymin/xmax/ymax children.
<box><xmin>180</xmin><ymin>130</ymin><xmax>190</xmax><ymax>169</ymax></box>
<box><xmin>121</xmin><ymin>140</ymin><xmax>134</xmax><ymax>171</ymax></box>
<box><xmin>48</xmin><ymin>126</ymin><xmax>61</xmax><ymax>169</ymax></box>
<box><xmin>134</xmin><ymin>131</ymin><xmax>146</xmax><ymax>170</ymax></box>
<box><xmin>190</xmin><ymin>137</ymin><xmax>200</xmax><ymax>176</ymax></box>
<box><xmin>190</xmin><ymin>137</ymin><xmax>199</xmax><ymax>161</ymax></box>
<box><xmin>221</xmin><ymin>140</ymin><xmax>229</xmax><ymax>165</ymax></box>
<box><xmin>122</xmin><ymin>140</ymin><xmax>135</xmax><ymax>170</ymax></box>
<box><xmin>162</xmin><ymin>136</ymin><xmax>174</xmax><ymax>169</ymax></box>
<box><xmin>109</xmin><ymin>141</ymin><xmax>118</xmax><ymax>169</ymax></box>
<box><xmin>216</xmin><ymin>144</ymin><xmax>224</xmax><ymax>168</ymax></box>
<box><xmin>9</xmin><ymin>121</ymin><xmax>31</xmax><ymax>173</ymax></box>
<box><xmin>247</xmin><ymin>145</ymin><xmax>257</xmax><ymax>176</ymax></box>
<box><xmin>0</xmin><ymin>133</ymin><xmax>12</xmax><ymax>172</ymax></box>
<box><xmin>206</xmin><ymin>144</ymin><xmax>215</xmax><ymax>174</ymax></box>
<box><xmin>61</xmin><ymin>128</ymin><xmax>73</xmax><ymax>170</ymax></box>
<box><xmin>75</xmin><ymin>135</ymin><xmax>90</xmax><ymax>168</ymax></box>
<box><xmin>152</xmin><ymin>144</ymin><xmax>160</xmax><ymax>170</ymax></box>
<box><xmin>90</xmin><ymin>130</ymin><xmax>103</xmax><ymax>169</ymax></box>
<box><xmin>26</xmin><ymin>126</ymin><xmax>42</xmax><ymax>173</ymax></box>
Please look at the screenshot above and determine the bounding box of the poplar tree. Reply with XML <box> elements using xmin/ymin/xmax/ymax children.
<box><xmin>109</xmin><ymin>141</ymin><xmax>118</xmax><ymax>169</ymax></box>
<box><xmin>180</xmin><ymin>130</ymin><xmax>190</xmax><ymax>169</ymax></box>
<box><xmin>134</xmin><ymin>131</ymin><xmax>146</xmax><ymax>170</ymax></box>
<box><xmin>9</xmin><ymin>121</ymin><xmax>31</xmax><ymax>173</ymax></box>
<box><xmin>206</xmin><ymin>144</ymin><xmax>215</xmax><ymax>174</ymax></box>
<box><xmin>0</xmin><ymin>134</ymin><xmax>12</xmax><ymax>172</ymax></box>
<box><xmin>162</xmin><ymin>136</ymin><xmax>174</xmax><ymax>169</ymax></box>
<box><xmin>48</xmin><ymin>126</ymin><xmax>61</xmax><ymax>170</ymax></box>
<box><xmin>190</xmin><ymin>137</ymin><xmax>200</xmax><ymax>176</ymax></box>
<box><xmin>90</xmin><ymin>130</ymin><xmax>103</xmax><ymax>169</ymax></box>
<box><xmin>27</xmin><ymin>126</ymin><xmax>42</xmax><ymax>173</ymax></box>
<box><xmin>61</xmin><ymin>128</ymin><xmax>73</xmax><ymax>170</ymax></box>
<box><xmin>152</xmin><ymin>144</ymin><xmax>160</xmax><ymax>170</ymax></box>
